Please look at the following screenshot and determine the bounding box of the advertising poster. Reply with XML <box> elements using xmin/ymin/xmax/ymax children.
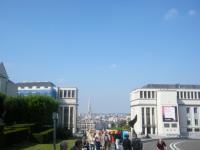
<box><xmin>162</xmin><ymin>106</ymin><xmax>177</xmax><ymax>122</ymax></box>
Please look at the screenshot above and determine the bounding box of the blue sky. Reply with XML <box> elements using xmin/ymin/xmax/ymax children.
<box><xmin>0</xmin><ymin>0</ymin><xmax>200</xmax><ymax>113</ymax></box>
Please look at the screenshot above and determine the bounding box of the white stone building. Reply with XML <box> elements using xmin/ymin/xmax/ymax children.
<box><xmin>58</xmin><ymin>87</ymin><xmax>78</xmax><ymax>133</ymax></box>
<box><xmin>130</xmin><ymin>84</ymin><xmax>200</xmax><ymax>138</ymax></box>
<box><xmin>0</xmin><ymin>62</ymin><xmax>17</xmax><ymax>96</ymax></box>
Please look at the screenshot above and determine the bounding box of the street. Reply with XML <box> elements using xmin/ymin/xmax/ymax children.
<box><xmin>143</xmin><ymin>139</ymin><xmax>200</xmax><ymax>150</ymax></box>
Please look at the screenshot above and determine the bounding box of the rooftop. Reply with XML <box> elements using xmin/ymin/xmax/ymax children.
<box><xmin>16</xmin><ymin>81</ymin><xmax>56</xmax><ymax>88</ymax></box>
<box><xmin>142</xmin><ymin>84</ymin><xmax>200</xmax><ymax>89</ymax></box>
<box><xmin>0</xmin><ymin>62</ymin><xmax>8</xmax><ymax>78</ymax></box>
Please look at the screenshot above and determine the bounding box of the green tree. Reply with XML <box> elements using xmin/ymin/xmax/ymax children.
<box><xmin>4</xmin><ymin>96</ymin><xmax>28</xmax><ymax>124</ymax></box>
<box><xmin>26</xmin><ymin>95</ymin><xmax>58</xmax><ymax>125</ymax></box>
<box><xmin>4</xmin><ymin>95</ymin><xmax>59</xmax><ymax>125</ymax></box>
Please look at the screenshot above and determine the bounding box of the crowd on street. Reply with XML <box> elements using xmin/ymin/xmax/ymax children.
<box><xmin>72</xmin><ymin>129</ymin><xmax>143</xmax><ymax>150</ymax></box>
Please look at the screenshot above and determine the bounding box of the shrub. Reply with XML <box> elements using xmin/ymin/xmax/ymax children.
<box><xmin>3</xmin><ymin>125</ymin><xmax>31</xmax><ymax>145</ymax></box>
<box><xmin>56</xmin><ymin>127</ymin><xmax>73</xmax><ymax>139</ymax></box>
<box><xmin>32</xmin><ymin>128</ymin><xmax>54</xmax><ymax>143</ymax></box>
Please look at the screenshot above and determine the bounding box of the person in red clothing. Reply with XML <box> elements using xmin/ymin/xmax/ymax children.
<box><xmin>156</xmin><ymin>138</ymin><xmax>167</xmax><ymax>150</ymax></box>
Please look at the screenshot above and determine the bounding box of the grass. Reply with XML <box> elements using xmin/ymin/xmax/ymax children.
<box><xmin>4</xmin><ymin>139</ymin><xmax>76</xmax><ymax>150</ymax></box>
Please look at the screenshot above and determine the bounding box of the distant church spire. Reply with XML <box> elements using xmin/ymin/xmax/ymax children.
<box><xmin>87</xmin><ymin>97</ymin><xmax>92</xmax><ymax>119</ymax></box>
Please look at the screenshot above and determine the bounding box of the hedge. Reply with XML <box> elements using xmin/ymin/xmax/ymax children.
<box><xmin>32</xmin><ymin>128</ymin><xmax>54</xmax><ymax>143</ymax></box>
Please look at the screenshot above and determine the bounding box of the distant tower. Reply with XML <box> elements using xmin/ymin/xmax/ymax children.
<box><xmin>87</xmin><ymin>98</ymin><xmax>92</xmax><ymax>119</ymax></box>
<box><xmin>84</xmin><ymin>97</ymin><xmax>95</xmax><ymax>132</ymax></box>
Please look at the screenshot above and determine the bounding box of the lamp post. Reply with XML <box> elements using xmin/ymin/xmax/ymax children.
<box><xmin>52</xmin><ymin>112</ymin><xmax>58</xmax><ymax>150</ymax></box>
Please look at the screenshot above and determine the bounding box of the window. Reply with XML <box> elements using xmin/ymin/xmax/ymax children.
<box><xmin>195</xmin><ymin>92</ymin><xmax>197</xmax><ymax>99</ymax></box>
<box><xmin>164</xmin><ymin>123</ymin><xmax>170</xmax><ymax>128</ymax></box>
<box><xmin>198</xmin><ymin>92</ymin><xmax>200</xmax><ymax>99</ymax></box>
<box><xmin>180</xmin><ymin>92</ymin><xmax>183</xmax><ymax>99</ymax></box>
<box><xmin>152</xmin><ymin>91</ymin><xmax>155</xmax><ymax>98</ymax></box>
<box><xmin>59</xmin><ymin>90</ymin><xmax>63</xmax><ymax>98</ymax></box>
<box><xmin>32</xmin><ymin>86</ymin><xmax>37</xmax><ymax>89</ymax></box>
<box><xmin>171</xmin><ymin>123</ymin><xmax>177</xmax><ymax>128</ymax></box>
<box><xmin>148</xmin><ymin>91</ymin><xmax>151</xmax><ymax>98</ymax></box>
<box><xmin>191</xmin><ymin>92</ymin><xmax>193</xmax><ymax>99</ymax></box>
<box><xmin>187</xmin><ymin>128</ymin><xmax>192</xmax><ymax>132</ymax></box>
<box><xmin>140</xmin><ymin>91</ymin><xmax>143</xmax><ymax>99</ymax></box>
<box><xmin>184</xmin><ymin>92</ymin><xmax>186</xmax><ymax>99</ymax></box>
<box><xmin>64</xmin><ymin>90</ymin><xmax>67</xmax><ymax>98</ymax></box>
<box><xmin>68</xmin><ymin>90</ymin><xmax>71</xmax><ymax>98</ymax></box>
<box><xmin>72</xmin><ymin>90</ymin><xmax>75</xmax><ymax>98</ymax></box>
<box><xmin>187</xmin><ymin>119</ymin><xmax>191</xmax><ymax>125</ymax></box>
<box><xmin>177</xmin><ymin>92</ymin><xmax>179</xmax><ymax>99</ymax></box>
<box><xmin>144</xmin><ymin>91</ymin><xmax>147</xmax><ymax>98</ymax></box>
<box><xmin>194</xmin><ymin>107</ymin><xmax>197</xmax><ymax>114</ymax></box>
<box><xmin>188</xmin><ymin>92</ymin><xmax>190</xmax><ymax>99</ymax></box>
<box><xmin>195</xmin><ymin>128</ymin><xmax>200</xmax><ymax>132</ymax></box>
<box><xmin>195</xmin><ymin>119</ymin><xmax>198</xmax><ymax>125</ymax></box>
<box><xmin>186</xmin><ymin>107</ymin><xmax>190</xmax><ymax>113</ymax></box>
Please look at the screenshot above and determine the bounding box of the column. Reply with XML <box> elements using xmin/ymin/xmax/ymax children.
<box><xmin>150</xmin><ymin>107</ymin><xmax>153</xmax><ymax>134</ymax></box>
<box><xmin>144</xmin><ymin>107</ymin><xmax>147</xmax><ymax>135</ymax></box>
<box><xmin>155</xmin><ymin>107</ymin><xmax>158</xmax><ymax>135</ymax></box>
<box><xmin>62</xmin><ymin>90</ymin><xmax>64</xmax><ymax>98</ymax></box>
<box><xmin>68</xmin><ymin>106</ymin><xmax>71</xmax><ymax>130</ymax></box>
<box><xmin>73</xmin><ymin>106</ymin><xmax>76</xmax><ymax>133</ymax></box>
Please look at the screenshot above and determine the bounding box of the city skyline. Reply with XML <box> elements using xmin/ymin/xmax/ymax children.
<box><xmin>1</xmin><ymin>0</ymin><xmax>200</xmax><ymax>113</ymax></box>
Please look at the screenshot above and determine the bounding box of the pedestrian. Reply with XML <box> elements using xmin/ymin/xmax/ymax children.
<box><xmin>82</xmin><ymin>140</ymin><xmax>90</xmax><ymax>150</ymax></box>
<box><xmin>90</xmin><ymin>133</ymin><xmax>96</xmax><ymax>150</ymax></box>
<box><xmin>122</xmin><ymin>134</ymin><xmax>132</xmax><ymax>150</ymax></box>
<box><xmin>60</xmin><ymin>140</ymin><xmax>68</xmax><ymax>150</ymax></box>
<box><xmin>156</xmin><ymin>139</ymin><xmax>167</xmax><ymax>150</ymax></box>
<box><xmin>114</xmin><ymin>131</ymin><xmax>120</xmax><ymax>150</ymax></box>
<box><xmin>103</xmin><ymin>131</ymin><xmax>111</xmax><ymax>150</ymax></box>
<box><xmin>95</xmin><ymin>136</ymin><xmax>102</xmax><ymax>150</ymax></box>
<box><xmin>71</xmin><ymin>139</ymin><xmax>82</xmax><ymax>150</ymax></box>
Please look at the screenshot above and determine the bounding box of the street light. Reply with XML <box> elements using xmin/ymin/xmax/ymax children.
<box><xmin>52</xmin><ymin>112</ymin><xmax>58</xmax><ymax>150</ymax></box>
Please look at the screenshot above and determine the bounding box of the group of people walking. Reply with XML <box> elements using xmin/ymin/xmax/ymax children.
<box><xmin>84</xmin><ymin>130</ymin><xmax>122</xmax><ymax>150</ymax></box>
<box><xmin>81</xmin><ymin>129</ymin><xmax>143</xmax><ymax>150</ymax></box>
<box><xmin>60</xmin><ymin>130</ymin><xmax>167</xmax><ymax>150</ymax></box>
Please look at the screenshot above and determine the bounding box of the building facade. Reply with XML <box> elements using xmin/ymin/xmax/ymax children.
<box><xmin>58</xmin><ymin>87</ymin><xmax>78</xmax><ymax>133</ymax></box>
<box><xmin>16</xmin><ymin>82</ymin><xmax>78</xmax><ymax>133</ymax></box>
<box><xmin>130</xmin><ymin>84</ymin><xmax>200</xmax><ymax>138</ymax></box>
<box><xmin>16</xmin><ymin>81</ymin><xmax>57</xmax><ymax>99</ymax></box>
<box><xmin>0</xmin><ymin>62</ymin><xmax>17</xmax><ymax>96</ymax></box>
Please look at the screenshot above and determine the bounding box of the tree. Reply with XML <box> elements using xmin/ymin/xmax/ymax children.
<box><xmin>4</xmin><ymin>95</ymin><xmax>59</xmax><ymax>125</ymax></box>
<box><xmin>26</xmin><ymin>95</ymin><xmax>59</xmax><ymax>125</ymax></box>
<box><xmin>4</xmin><ymin>96</ymin><xmax>28</xmax><ymax>124</ymax></box>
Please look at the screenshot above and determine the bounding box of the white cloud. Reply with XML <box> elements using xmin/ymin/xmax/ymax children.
<box><xmin>109</xmin><ymin>64</ymin><xmax>119</xmax><ymax>69</ymax></box>
<box><xmin>188</xmin><ymin>9</ymin><xmax>196</xmax><ymax>16</ymax></box>
<box><xmin>164</xmin><ymin>8</ymin><xmax>178</xmax><ymax>20</ymax></box>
